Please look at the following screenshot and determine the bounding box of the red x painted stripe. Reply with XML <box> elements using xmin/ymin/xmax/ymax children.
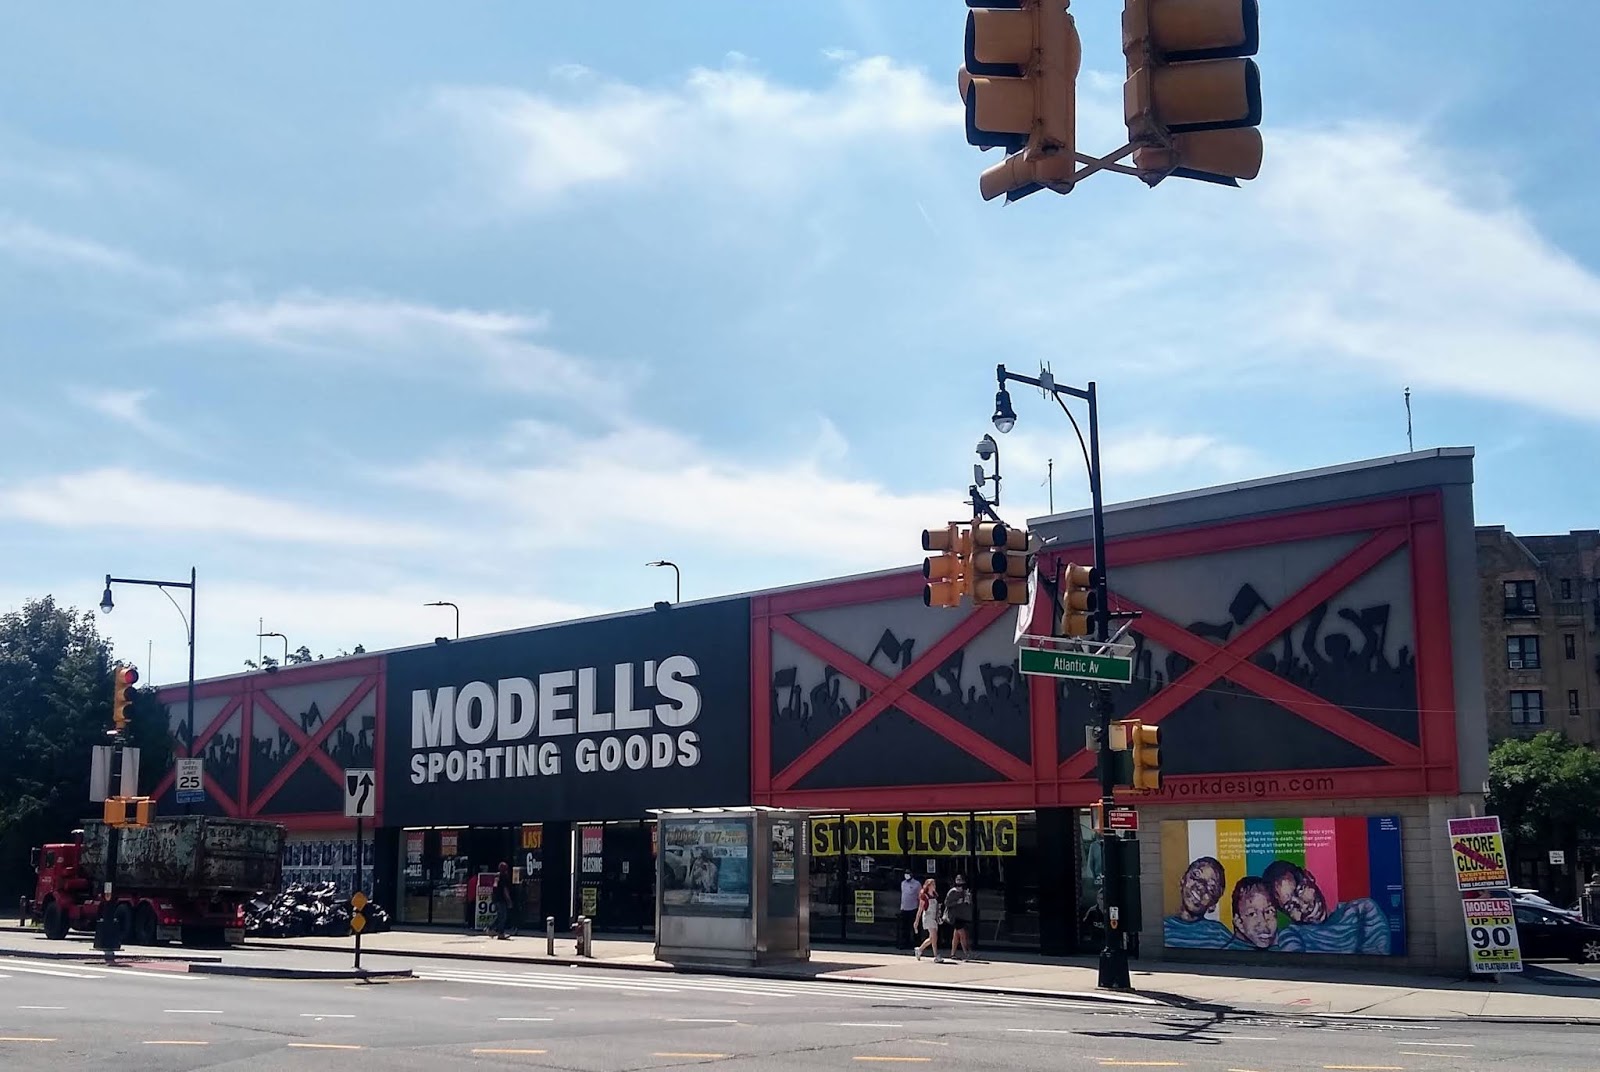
<box><xmin>771</xmin><ymin>605</ymin><xmax>1029</xmax><ymax>789</ymax></box>
<box><xmin>1059</xmin><ymin>527</ymin><xmax>1415</xmax><ymax>777</ymax></box>
<box><xmin>149</xmin><ymin>697</ymin><xmax>242</xmax><ymax>805</ymax></box>
<box><xmin>249</xmin><ymin>677</ymin><xmax>376</xmax><ymax>812</ymax></box>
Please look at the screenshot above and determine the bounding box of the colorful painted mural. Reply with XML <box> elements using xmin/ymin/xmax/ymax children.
<box><xmin>1160</xmin><ymin>817</ymin><xmax>1406</xmax><ymax>955</ymax></box>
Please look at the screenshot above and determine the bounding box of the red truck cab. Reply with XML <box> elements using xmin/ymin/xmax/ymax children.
<box><xmin>29</xmin><ymin>838</ymin><xmax>94</xmax><ymax>939</ymax></box>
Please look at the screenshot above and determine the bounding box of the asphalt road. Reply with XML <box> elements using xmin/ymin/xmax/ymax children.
<box><xmin>0</xmin><ymin>947</ymin><xmax>1594</xmax><ymax>1071</ymax></box>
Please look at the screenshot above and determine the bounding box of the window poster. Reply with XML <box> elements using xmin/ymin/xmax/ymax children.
<box><xmin>661</xmin><ymin>816</ymin><xmax>752</xmax><ymax>912</ymax></box>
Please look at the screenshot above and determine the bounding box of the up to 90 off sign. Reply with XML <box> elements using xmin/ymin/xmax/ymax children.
<box><xmin>1462</xmin><ymin>895</ymin><xmax>1523</xmax><ymax>974</ymax></box>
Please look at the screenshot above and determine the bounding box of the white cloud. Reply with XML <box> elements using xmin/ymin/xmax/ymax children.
<box><xmin>418</xmin><ymin>52</ymin><xmax>957</xmax><ymax>208</ymax></box>
<box><xmin>163</xmin><ymin>291</ymin><xmax>614</xmax><ymax>400</ymax></box>
<box><xmin>0</xmin><ymin>467</ymin><xmax>444</xmax><ymax>549</ymax></box>
<box><xmin>67</xmin><ymin>387</ymin><xmax>190</xmax><ymax>451</ymax></box>
<box><xmin>0</xmin><ymin>214</ymin><xmax>180</xmax><ymax>284</ymax></box>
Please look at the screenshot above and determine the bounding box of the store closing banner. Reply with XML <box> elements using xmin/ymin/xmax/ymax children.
<box><xmin>382</xmin><ymin>600</ymin><xmax>753</xmax><ymax>827</ymax></box>
<box><xmin>811</xmin><ymin>814</ymin><xmax>1020</xmax><ymax>857</ymax></box>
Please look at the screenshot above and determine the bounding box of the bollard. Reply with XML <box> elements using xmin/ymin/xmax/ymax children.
<box><xmin>582</xmin><ymin>915</ymin><xmax>593</xmax><ymax>959</ymax></box>
<box><xmin>571</xmin><ymin>915</ymin><xmax>585</xmax><ymax>957</ymax></box>
<box><xmin>546</xmin><ymin>915</ymin><xmax>555</xmax><ymax>956</ymax></box>
<box><xmin>18</xmin><ymin>896</ymin><xmax>28</xmax><ymax>928</ymax></box>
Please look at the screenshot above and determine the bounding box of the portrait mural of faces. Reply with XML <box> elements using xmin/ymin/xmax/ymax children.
<box><xmin>1160</xmin><ymin>817</ymin><xmax>1406</xmax><ymax>956</ymax></box>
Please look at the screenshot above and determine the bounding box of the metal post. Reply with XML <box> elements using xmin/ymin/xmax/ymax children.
<box><xmin>582</xmin><ymin>915</ymin><xmax>593</xmax><ymax>958</ymax></box>
<box><xmin>354</xmin><ymin>815</ymin><xmax>364</xmax><ymax>973</ymax></box>
<box><xmin>546</xmin><ymin>915</ymin><xmax>555</xmax><ymax>956</ymax></box>
<box><xmin>1086</xmin><ymin>382</ymin><xmax>1130</xmax><ymax>991</ymax></box>
<box><xmin>94</xmin><ymin>738</ymin><xmax>125</xmax><ymax>963</ymax></box>
<box><xmin>186</xmin><ymin>568</ymin><xmax>197</xmax><ymax>816</ymax></box>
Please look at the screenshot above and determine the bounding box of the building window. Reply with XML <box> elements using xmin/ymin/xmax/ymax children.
<box><xmin>1503</xmin><ymin>580</ymin><xmax>1538</xmax><ymax>616</ymax></box>
<box><xmin>1569</xmin><ymin>690</ymin><xmax>1581</xmax><ymax>717</ymax></box>
<box><xmin>1561</xmin><ymin>578</ymin><xmax>1574</xmax><ymax>600</ymax></box>
<box><xmin>1510</xmin><ymin>691</ymin><xmax>1544</xmax><ymax>726</ymax></box>
<box><xmin>1566</xmin><ymin>634</ymin><xmax>1578</xmax><ymax>660</ymax></box>
<box><xmin>1506</xmin><ymin>635</ymin><xmax>1541</xmax><ymax>670</ymax></box>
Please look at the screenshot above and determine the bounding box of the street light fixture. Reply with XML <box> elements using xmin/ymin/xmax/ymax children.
<box><xmin>647</xmin><ymin>560</ymin><xmax>681</xmax><ymax>604</ymax></box>
<box><xmin>257</xmin><ymin>631</ymin><xmax>289</xmax><ymax>670</ymax></box>
<box><xmin>990</xmin><ymin>361</ymin><xmax>1135</xmax><ymax>993</ymax></box>
<box><xmin>100</xmin><ymin>568</ymin><xmax>198</xmax><ymax>815</ymax></box>
<box><xmin>424</xmin><ymin>601</ymin><xmax>460</xmax><ymax>641</ymax></box>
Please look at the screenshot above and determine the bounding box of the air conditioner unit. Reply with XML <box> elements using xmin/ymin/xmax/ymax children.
<box><xmin>1509</xmin><ymin>659</ymin><xmax>1524</xmax><ymax>670</ymax></box>
<box><xmin>1523</xmin><ymin>600</ymin><xmax>1538</xmax><ymax>612</ymax></box>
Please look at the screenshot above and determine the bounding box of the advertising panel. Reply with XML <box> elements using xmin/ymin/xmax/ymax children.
<box><xmin>810</xmin><ymin>814</ymin><xmax>1019</xmax><ymax>857</ymax></box>
<box><xmin>1447</xmin><ymin>816</ymin><xmax>1510</xmax><ymax>891</ymax></box>
<box><xmin>1461</xmin><ymin>895</ymin><xmax>1523</xmax><ymax>973</ymax></box>
<box><xmin>660</xmin><ymin>816</ymin><xmax>752</xmax><ymax>916</ymax></box>
<box><xmin>1160</xmin><ymin>816</ymin><xmax>1406</xmax><ymax>955</ymax></box>
<box><xmin>383</xmin><ymin>600</ymin><xmax>752</xmax><ymax>827</ymax></box>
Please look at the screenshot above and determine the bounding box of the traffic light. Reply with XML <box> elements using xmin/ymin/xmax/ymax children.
<box><xmin>103</xmin><ymin>796</ymin><xmax>153</xmax><ymax>828</ymax></box>
<box><xmin>1060</xmin><ymin>562</ymin><xmax>1100</xmax><ymax>636</ymax></box>
<box><xmin>1129</xmin><ymin>720</ymin><xmax>1161</xmax><ymax>790</ymax></box>
<box><xmin>111</xmin><ymin>664</ymin><xmax>139</xmax><ymax>733</ymax></box>
<box><xmin>958</xmin><ymin>0</ymin><xmax>1082</xmax><ymax>202</ymax></box>
<box><xmin>922</xmin><ymin>523</ymin><xmax>972</xmax><ymax>608</ymax></box>
<box><xmin>970</xmin><ymin>521</ymin><xmax>1030</xmax><ymax>604</ymax></box>
<box><xmin>1122</xmin><ymin>0</ymin><xmax>1263</xmax><ymax>186</ymax></box>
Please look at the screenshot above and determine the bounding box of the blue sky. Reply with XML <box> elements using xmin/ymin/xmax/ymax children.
<box><xmin>3</xmin><ymin>2</ymin><xmax>1598</xmax><ymax>683</ymax></box>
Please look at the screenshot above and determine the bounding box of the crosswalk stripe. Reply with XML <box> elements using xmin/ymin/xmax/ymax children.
<box><xmin>0</xmin><ymin>959</ymin><xmax>197</xmax><ymax>981</ymax></box>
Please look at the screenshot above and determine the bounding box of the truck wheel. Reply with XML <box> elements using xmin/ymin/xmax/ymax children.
<box><xmin>112</xmin><ymin>903</ymin><xmax>134</xmax><ymax>946</ymax></box>
<box><xmin>133</xmin><ymin>904</ymin><xmax>159</xmax><ymax>946</ymax></box>
<box><xmin>42</xmin><ymin>901</ymin><xmax>68</xmax><ymax>941</ymax></box>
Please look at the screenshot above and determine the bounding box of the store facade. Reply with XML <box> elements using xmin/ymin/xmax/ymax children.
<box><xmin>149</xmin><ymin>449</ymin><xmax>1488</xmax><ymax>968</ymax></box>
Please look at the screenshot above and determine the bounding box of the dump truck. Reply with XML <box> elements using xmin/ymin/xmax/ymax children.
<box><xmin>27</xmin><ymin>815</ymin><xmax>286</xmax><ymax>947</ymax></box>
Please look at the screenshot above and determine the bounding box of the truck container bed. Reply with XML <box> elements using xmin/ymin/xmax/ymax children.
<box><xmin>78</xmin><ymin>815</ymin><xmax>285</xmax><ymax>893</ymax></box>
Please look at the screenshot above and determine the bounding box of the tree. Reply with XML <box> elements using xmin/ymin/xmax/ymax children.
<box><xmin>0</xmin><ymin>596</ymin><xmax>172</xmax><ymax>899</ymax></box>
<box><xmin>1486</xmin><ymin>732</ymin><xmax>1600</xmax><ymax>885</ymax></box>
<box><xmin>243</xmin><ymin>643</ymin><xmax>366</xmax><ymax>671</ymax></box>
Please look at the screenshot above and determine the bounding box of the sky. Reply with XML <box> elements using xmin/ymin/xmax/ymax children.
<box><xmin>3</xmin><ymin>2</ymin><xmax>1598</xmax><ymax>684</ymax></box>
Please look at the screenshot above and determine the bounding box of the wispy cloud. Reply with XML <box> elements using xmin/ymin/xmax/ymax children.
<box><xmin>0</xmin><ymin>467</ymin><xmax>445</xmax><ymax>549</ymax></box>
<box><xmin>163</xmin><ymin>291</ymin><xmax>616</xmax><ymax>401</ymax></box>
<box><xmin>67</xmin><ymin>387</ymin><xmax>191</xmax><ymax>451</ymax></box>
<box><xmin>415</xmin><ymin>52</ymin><xmax>957</xmax><ymax>210</ymax></box>
<box><xmin>0</xmin><ymin>214</ymin><xmax>181</xmax><ymax>284</ymax></box>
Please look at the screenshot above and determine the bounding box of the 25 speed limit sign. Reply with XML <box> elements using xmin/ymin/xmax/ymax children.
<box><xmin>1461</xmin><ymin>895</ymin><xmax>1523</xmax><ymax>973</ymax></box>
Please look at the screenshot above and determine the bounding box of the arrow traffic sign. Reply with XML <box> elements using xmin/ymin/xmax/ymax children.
<box><xmin>343</xmin><ymin>768</ymin><xmax>376</xmax><ymax>819</ymax></box>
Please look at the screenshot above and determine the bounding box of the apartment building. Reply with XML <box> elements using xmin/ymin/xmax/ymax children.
<box><xmin>1475</xmin><ymin>527</ymin><xmax>1600</xmax><ymax>745</ymax></box>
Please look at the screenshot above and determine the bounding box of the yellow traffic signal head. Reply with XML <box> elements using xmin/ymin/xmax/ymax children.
<box><xmin>111</xmin><ymin>664</ymin><xmax>139</xmax><ymax>733</ymax></box>
<box><xmin>922</xmin><ymin>523</ymin><xmax>971</xmax><ymax>608</ymax></box>
<box><xmin>1123</xmin><ymin>0</ymin><xmax>1263</xmax><ymax>187</ymax></box>
<box><xmin>1059</xmin><ymin>562</ymin><xmax>1101</xmax><ymax>636</ymax></box>
<box><xmin>1131</xmin><ymin>722</ymin><xmax>1161</xmax><ymax>790</ymax></box>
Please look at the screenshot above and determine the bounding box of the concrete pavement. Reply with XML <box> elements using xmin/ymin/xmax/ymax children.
<box><xmin>3</xmin><ymin>943</ymin><xmax>1600</xmax><ymax>1072</ymax></box>
<box><xmin>5</xmin><ymin>924</ymin><xmax>1598</xmax><ymax>1024</ymax></box>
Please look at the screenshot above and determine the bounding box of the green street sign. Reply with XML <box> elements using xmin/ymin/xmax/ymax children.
<box><xmin>1019</xmin><ymin>645</ymin><xmax>1134</xmax><ymax>684</ymax></box>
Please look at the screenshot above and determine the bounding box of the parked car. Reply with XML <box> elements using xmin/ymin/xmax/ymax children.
<box><xmin>1513</xmin><ymin>901</ymin><xmax>1600</xmax><ymax>962</ymax></box>
<box><xmin>1512</xmin><ymin>889</ymin><xmax>1583</xmax><ymax>919</ymax></box>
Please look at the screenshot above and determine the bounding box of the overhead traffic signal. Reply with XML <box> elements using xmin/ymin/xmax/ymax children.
<box><xmin>1060</xmin><ymin>562</ymin><xmax>1100</xmax><ymax>636</ymax></box>
<box><xmin>111</xmin><ymin>664</ymin><xmax>139</xmax><ymax>733</ymax></box>
<box><xmin>970</xmin><ymin>521</ymin><xmax>1030</xmax><ymax>604</ymax></box>
<box><xmin>103</xmin><ymin>795</ymin><xmax>153</xmax><ymax>828</ymax></box>
<box><xmin>922</xmin><ymin>523</ymin><xmax>973</xmax><ymax>608</ymax></box>
<box><xmin>958</xmin><ymin>0</ymin><xmax>1082</xmax><ymax>202</ymax></box>
<box><xmin>1122</xmin><ymin>0</ymin><xmax>1263</xmax><ymax>186</ymax></box>
<box><xmin>1128</xmin><ymin>719</ymin><xmax>1161</xmax><ymax>790</ymax></box>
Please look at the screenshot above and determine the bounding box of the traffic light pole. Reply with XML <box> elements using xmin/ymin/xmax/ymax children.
<box><xmin>102</xmin><ymin>569</ymin><xmax>197</xmax><ymax>815</ymax></box>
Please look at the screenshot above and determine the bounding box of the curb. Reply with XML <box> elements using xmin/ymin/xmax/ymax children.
<box><xmin>187</xmin><ymin>963</ymin><xmax>414</xmax><ymax>981</ymax></box>
<box><xmin>0</xmin><ymin>947</ymin><xmax>223</xmax><ymax>964</ymax></box>
<box><xmin>1308</xmin><ymin>1011</ymin><xmax>1600</xmax><ymax>1027</ymax></box>
<box><xmin>239</xmin><ymin>940</ymin><xmax>1166</xmax><ymax>1007</ymax></box>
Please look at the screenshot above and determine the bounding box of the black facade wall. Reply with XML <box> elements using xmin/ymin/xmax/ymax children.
<box><xmin>383</xmin><ymin>598</ymin><xmax>753</xmax><ymax>829</ymax></box>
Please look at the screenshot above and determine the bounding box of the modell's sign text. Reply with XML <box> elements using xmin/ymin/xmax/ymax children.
<box><xmin>410</xmin><ymin>655</ymin><xmax>703</xmax><ymax>785</ymax></box>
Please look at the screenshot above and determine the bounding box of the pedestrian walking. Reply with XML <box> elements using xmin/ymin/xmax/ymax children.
<box><xmin>898</xmin><ymin>871</ymin><xmax>920</xmax><ymax>949</ymax></box>
<box><xmin>945</xmin><ymin>874</ymin><xmax>974</xmax><ymax>960</ymax></box>
<box><xmin>914</xmin><ymin>878</ymin><xmax>943</xmax><ymax>963</ymax></box>
<box><xmin>491</xmin><ymin>861</ymin><xmax>513</xmax><ymax>939</ymax></box>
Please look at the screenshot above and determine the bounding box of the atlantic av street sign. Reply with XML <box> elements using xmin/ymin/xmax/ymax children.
<box><xmin>1019</xmin><ymin>645</ymin><xmax>1134</xmax><ymax>684</ymax></box>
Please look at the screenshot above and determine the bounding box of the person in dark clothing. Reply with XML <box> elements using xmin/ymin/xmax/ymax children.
<box><xmin>492</xmin><ymin>861</ymin><xmax>513</xmax><ymax>939</ymax></box>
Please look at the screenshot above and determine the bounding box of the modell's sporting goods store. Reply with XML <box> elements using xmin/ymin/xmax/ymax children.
<box><xmin>152</xmin><ymin>449</ymin><xmax>1488</xmax><ymax>968</ymax></box>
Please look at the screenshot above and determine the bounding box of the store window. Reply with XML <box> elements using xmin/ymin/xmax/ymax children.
<box><xmin>395</xmin><ymin>825</ymin><xmax>518</xmax><ymax>928</ymax></box>
<box><xmin>572</xmin><ymin>820</ymin><xmax>658</xmax><ymax>932</ymax></box>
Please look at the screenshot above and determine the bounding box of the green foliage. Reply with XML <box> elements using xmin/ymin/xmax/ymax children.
<box><xmin>243</xmin><ymin>643</ymin><xmax>365</xmax><ymax>671</ymax></box>
<box><xmin>1486</xmin><ymin>731</ymin><xmax>1600</xmax><ymax>850</ymax></box>
<box><xmin>0</xmin><ymin>596</ymin><xmax>174</xmax><ymax>898</ymax></box>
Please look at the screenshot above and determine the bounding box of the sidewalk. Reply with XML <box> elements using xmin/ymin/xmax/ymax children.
<box><xmin>5</xmin><ymin>923</ymin><xmax>1596</xmax><ymax>1023</ymax></box>
<box><xmin>241</xmin><ymin>926</ymin><xmax>1600</xmax><ymax>1024</ymax></box>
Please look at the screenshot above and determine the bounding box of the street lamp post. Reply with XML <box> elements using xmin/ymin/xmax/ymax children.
<box><xmin>100</xmin><ymin>568</ymin><xmax>197</xmax><ymax>816</ymax></box>
<box><xmin>424</xmin><ymin>601</ymin><xmax>460</xmax><ymax>641</ymax></box>
<box><xmin>257</xmin><ymin>631</ymin><xmax>289</xmax><ymax>668</ymax></box>
<box><xmin>991</xmin><ymin>363</ymin><xmax>1134</xmax><ymax>991</ymax></box>
<box><xmin>646</xmin><ymin>560</ymin><xmax>681</xmax><ymax>604</ymax></box>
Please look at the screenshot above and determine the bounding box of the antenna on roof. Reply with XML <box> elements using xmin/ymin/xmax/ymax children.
<box><xmin>1404</xmin><ymin>386</ymin><xmax>1414</xmax><ymax>452</ymax></box>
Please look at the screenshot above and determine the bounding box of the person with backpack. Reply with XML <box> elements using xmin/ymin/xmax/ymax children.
<box><xmin>944</xmin><ymin>875</ymin><xmax>975</xmax><ymax>961</ymax></box>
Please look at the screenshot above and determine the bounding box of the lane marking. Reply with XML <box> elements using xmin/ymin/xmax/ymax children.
<box><xmin>833</xmin><ymin>1023</ymin><xmax>906</xmax><ymax>1028</ymax></box>
<box><xmin>288</xmin><ymin>1042</ymin><xmax>365</xmax><ymax>1050</ymax></box>
<box><xmin>143</xmin><ymin>1040</ymin><xmax>208</xmax><ymax>1046</ymax></box>
<box><xmin>1404</xmin><ymin>1043</ymin><xmax>1473</xmax><ymax>1048</ymax></box>
<box><xmin>854</xmin><ymin>1060</ymin><xmax>932</xmax><ymax>1065</ymax></box>
<box><xmin>165</xmin><ymin>1009</ymin><xmax>224</xmax><ymax>1015</ymax></box>
<box><xmin>1100</xmin><ymin>1064</ymin><xmax>1186</xmax><ymax>1068</ymax></box>
<box><xmin>1228</xmin><ymin>1068</ymin><xmax>1270</xmax><ymax>1072</ymax></box>
<box><xmin>473</xmin><ymin>1049</ymin><xmax>548</xmax><ymax>1055</ymax></box>
<box><xmin>654</xmin><ymin>1053</ymin><xmax>729</xmax><ymax>1059</ymax></box>
<box><xmin>668</xmin><ymin>1018</ymin><xmax>740</xmax><ymax>1024</ymax></box>
<box><xmin>16</xmin><ymin>1006</ymin><xmax>65</xmax><ymax>1011</ymax></box>
<box><xmin>906</xmin><ymin>1040</ymin><xmax>949</xmax><ymax>1047</ymax></box>
<box><xmin>1398</xmin><ymin>1054</ymin><xmax>1465</xmax><ymax>1061</ymax></box>
<box><xmin>0</xmin><ymin>1037</ymin><xmax>56</xmax><ymax>1043</ymax></box>
<box><xmin>498</xmin><ymin>1017</ymin><xmax>556</xmax><ymax>1022</ymax></box>
<box><xmin>300</xmin><ymin>1013</ymin><xmax>356</xmax><ymax>1019</ymax></box>
<box><xmin>440</xmin><ymin>996</ymin><xmax>469</xmax><ymax>1002</ymax></box>
<box><xmin>1324</xmin><ymin>1067</ymin><xmax>1403</xmax><ymax>1071</ymax></box>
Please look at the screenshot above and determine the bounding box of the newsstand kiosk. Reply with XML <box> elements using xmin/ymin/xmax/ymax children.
<box><xmin>653</xmin><ymin>807</ymin><xmax>810</xmax><ymax>967</ymax></box>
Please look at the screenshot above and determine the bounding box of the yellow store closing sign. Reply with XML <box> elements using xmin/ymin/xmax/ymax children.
<box><xmin>811</xmin><ymin>814</ymin><xmax>1019</xmax><ymax>857</ymax></box>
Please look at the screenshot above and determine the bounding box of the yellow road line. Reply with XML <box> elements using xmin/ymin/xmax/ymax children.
<box><xmin>1325</xmin><ymin>1067</ymin><xmax>1404</xmax><ymax>1071</ymax></box>
<box><xmin>288</xmin><ymin>1042</ymin><xmax>365</xmax><ymax>1050</ymax></box>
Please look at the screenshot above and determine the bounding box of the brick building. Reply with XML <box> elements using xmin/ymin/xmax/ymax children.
<box><xmin>1475</xmin><ymin>527</ymin><xmax>1600</xmax><ymax>745</ymax></box>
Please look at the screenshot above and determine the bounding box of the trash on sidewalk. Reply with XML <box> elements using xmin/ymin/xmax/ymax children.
<box><xmin>244</xmin><ymin>881</ymin><xmax>392</xmax><ymax>939</ymax></box>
